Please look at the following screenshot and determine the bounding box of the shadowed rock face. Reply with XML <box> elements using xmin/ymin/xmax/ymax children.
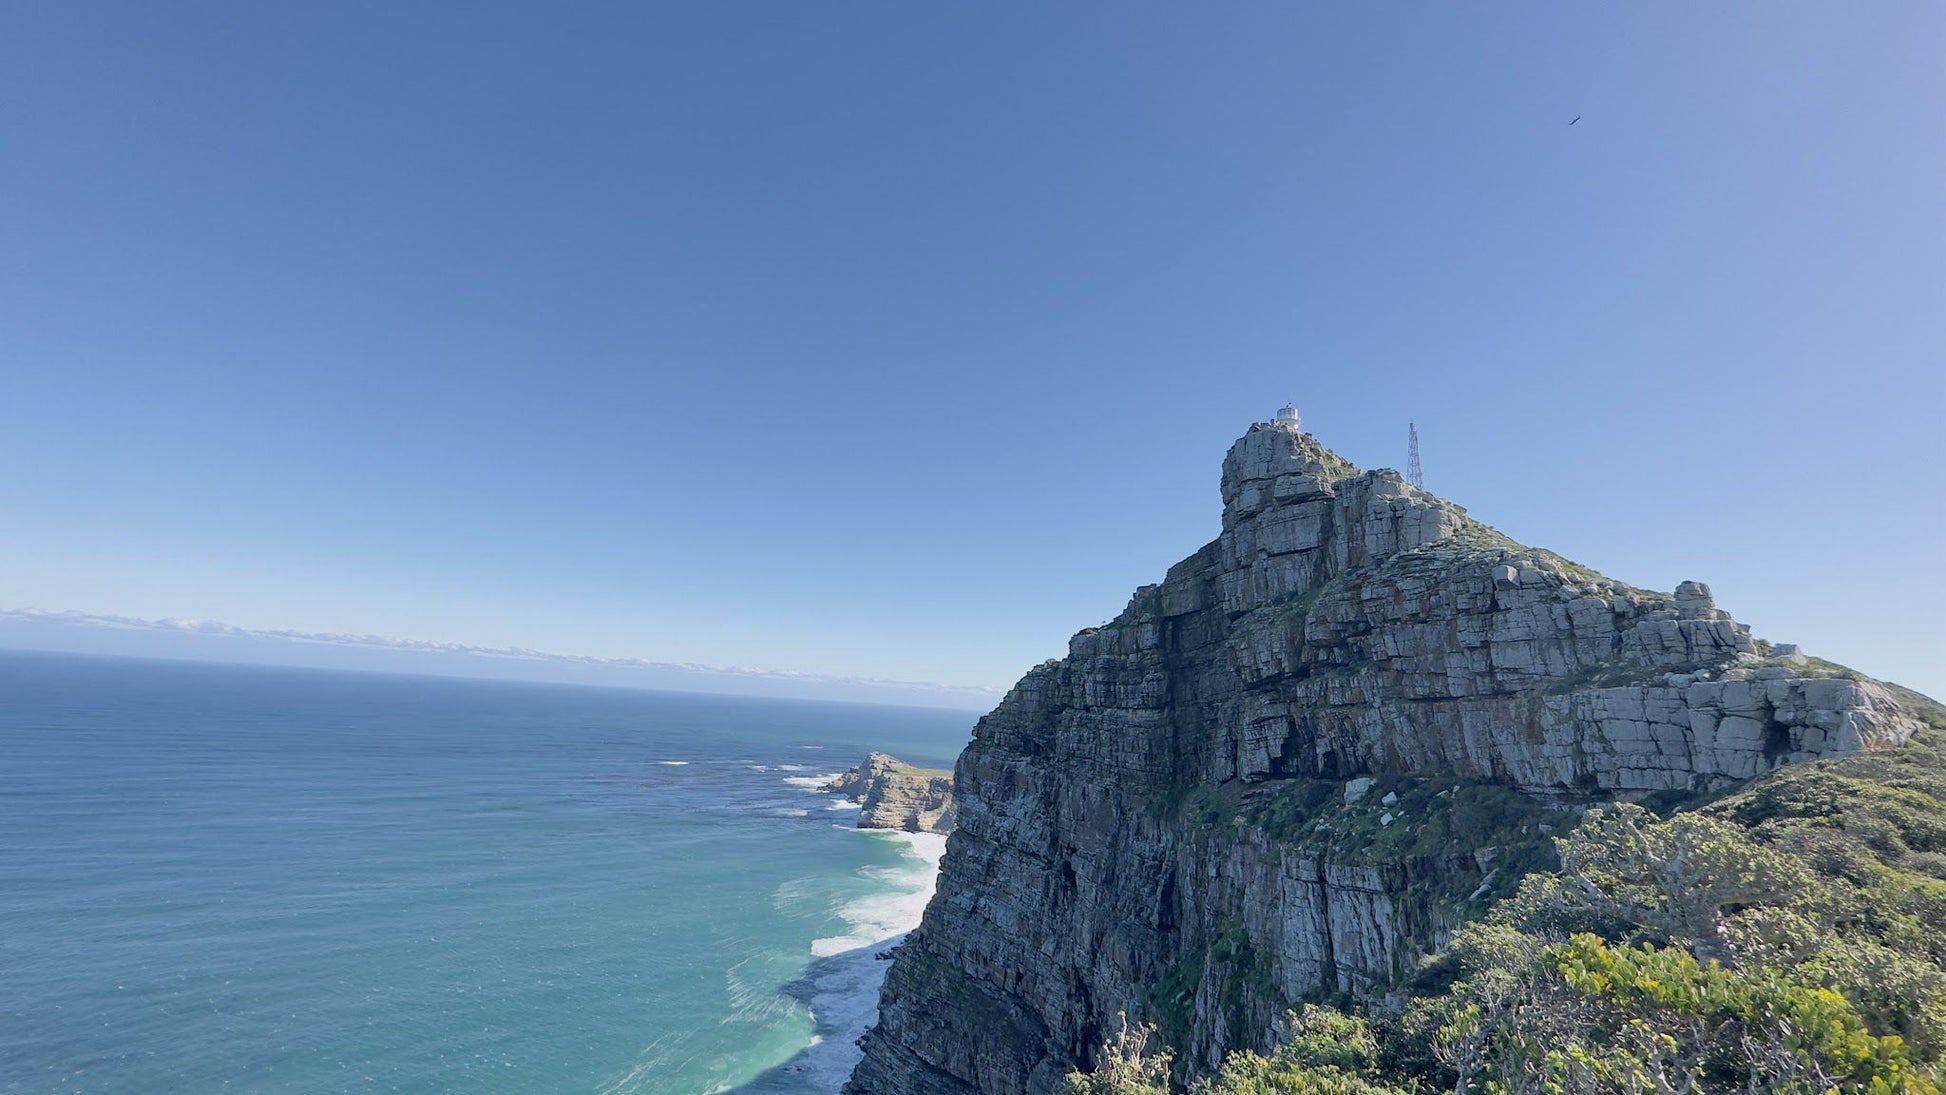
<box><xmin>824</xmin><ymin>753</ymin><xmax>957</xmax><ymax>834</ymax></box>
<box><xmin>844</xmin><ymin>419</ymin><xmax>1926</xmax><ymax>1095</ymax></box>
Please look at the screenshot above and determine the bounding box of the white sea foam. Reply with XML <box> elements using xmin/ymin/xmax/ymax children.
<box><xmin>780</xmin><ymin>945</ymin><xmax>900</xmax><ymax>1090</ymax></box>
<box><xmin>771</xmin><ymin>876</ymin><xmax>817</xmax><ymax>913</ymax></box>
<box><xmin>699</xmin><ymin>773</ymin><xmax>947</xmax><ymax>1092</ymax></box>
<box><xmin>780</xmin><ymin>773</ymin><xmax>842</xmax><ymax>790</ymax></box>
<box><xmin>787</xmin><ymin>830</ymin><xmax>948</xmax><ymax>1089</ymax></box>
<box><xmin>656</xmin><ymin>760</ymin><xmax>690</xmax><ymax>767</ymax></box>
<box><xmin>810</xmin><ymin>831</ymin><xmax>947</xmax><ymax>958</ymax></box>
<box><xmin>776</xmin><ymin>764</ymin><xmax>809</xmax><ymax>772</ymax></box>
<box><xmin>723</xmin><ymin>955</ymin><xmax>803</xmax><ymax>1026</ymax></box>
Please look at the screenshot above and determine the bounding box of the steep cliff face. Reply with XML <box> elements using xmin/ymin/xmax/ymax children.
<box><xmin>845</xmin><ymin>418</ymin><xmax>1925</xmax><ymax>1095</ymax></box>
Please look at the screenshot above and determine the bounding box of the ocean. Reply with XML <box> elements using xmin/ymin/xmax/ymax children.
<box><xmin>0</xmin><ymin>650</ymin><xmax>974</xmax><ymax>1094</ymax></box>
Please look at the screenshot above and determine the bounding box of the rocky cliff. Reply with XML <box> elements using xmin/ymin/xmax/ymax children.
<box><xmin>845</xmin><ymin>415</ymin><xmax>1927</xmax><ymax>1094</ymax></box>
<box><xmin>825</xmin><ymin>753</ymin><xmax>958</xmax><ymax>834</ymax></box>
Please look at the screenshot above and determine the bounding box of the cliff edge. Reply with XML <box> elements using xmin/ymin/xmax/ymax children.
<box><xmin>845</xmin><ymin>413</ymin><xmax>1928</xmax><ymax>1094</ymax></box>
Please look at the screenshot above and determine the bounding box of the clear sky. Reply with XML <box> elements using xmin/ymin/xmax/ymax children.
<box><xmin>2</xmin><ymin>2</ymin><xmax>1941</xmax><ymax>705</ymax></box>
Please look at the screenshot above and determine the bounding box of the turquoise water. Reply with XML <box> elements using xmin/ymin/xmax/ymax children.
<box><xmin>0</xmin><ymin>651</ymin><xmax>972</xmax><ymax>1094</ymax></box>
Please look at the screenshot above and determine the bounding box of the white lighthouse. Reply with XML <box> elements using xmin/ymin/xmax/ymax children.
<box><xmin>1273</xmin><ymin>404</ymin><xmax>1301</xmax><ymax>429</ymax></box>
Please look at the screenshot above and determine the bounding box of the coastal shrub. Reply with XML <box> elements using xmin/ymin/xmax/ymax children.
<box><xmin>1110</xmin><ymin>732</ymin><xmax>1946</xmax><ymax>1093</ymax></box>
<box><xmin>1067</xmin><ymin>1008</ymin><xmax>1421</xmax><ymax>1095</ymax></box>
<box><xmin>1067</xmin><ymin>1017</ymin><xmax>1171</xmax><ymax>1095</ymax></box>
<box><xmin>1419</xmin><ymin>932</ymin><xmax>1940</xmax><ymax>1095</ymax></box>
<box><xmin>1407</xmin><ymin>771</ymin><xmax>1946</xmax><ymax>1094</ymax></box>
<box><xmin>1498</xmin><ymin>802</ymin><xmax>1812</xmax><ymax>962</ymax></box>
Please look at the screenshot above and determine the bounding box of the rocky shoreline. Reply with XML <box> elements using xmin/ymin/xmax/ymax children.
<box><xmin>821</xmin><ymin>753</ymin><xmax>956</xmax><ymax>834</ymax></box>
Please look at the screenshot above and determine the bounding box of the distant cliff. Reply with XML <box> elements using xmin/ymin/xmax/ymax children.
<box><xmin>824</xmin><ymin>753</ymin><xmax>957</xmax><ymax>834</ymax></box>
<box><xmin>845</xmin><ymin>414</ymin><xmax>1930</xmax><ymax>1094</ymax></box>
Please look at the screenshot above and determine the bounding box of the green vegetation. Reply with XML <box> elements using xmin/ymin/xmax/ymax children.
<box><xmin>1145</xmin><ymin>953</ymin><xmax>1205</xmax><ymax>1055</ymax></box>
<box><xmin>1069</xmin><ymin>1020</ymin><xmax>1173</xmax><ymax>1095</ymax></box>
<box><xmin>1210</xmin><ymin>919</ymin><xmax>1278</xmax><ymax>1047</ymax></box>
<box><xmin>1243</xmin><ymin>771</ymin><xmax>1559</xmax><ymax>913</ymax></box>
<box><xmin>1411</xmin><ymin>929</ymin><xmax>1939</xmax><ymax>1095</ymax></box>
<box><xmin>1157</xmin><ymin>782</ymin><xmax>1244</xmax><ymax>827</ymax></box>
<box><xmin>1183</xmin><ymin>786</ymin><xmax>1240</xmax><ymax>829</ymax></box>
<box><xmin>1546</xmin><ymin>657</ymin><xmax>1686</xmax><ymax>693</ymax></box>
<box><xmin>1781</xmin><ymin>654</ymin><xmax>1868</xmax><ymax>681</ymax></box>
<box><xmin>1529</xmin><ymin>548</ymin><xmax>1603</xmax><ymax>587</ymax></box>
<box><xmin>1204</xmin><ymin>1007</ymin><xmax>1424</xmax><ymax>1094</ymax></box>
<box><xmin>1313</xmin><ymin>448</ymin><xmax>1358</xmax><ymax>483</ymax></box>
<box><xmin>1882</xmin><ymin>684</ymin><xmax>1946</xmax><ymax>733</ymax></box>
<box><xmin>1081</xmin><ymin>1007</ymin><xmax>1419</xmax><ymax>1095</ymax></box>
<box><xmin>1143</xmin><ymin>917</ymin><xmax>1276</xmax><ymax>1052</ymax></box>
<box><xmin>1072</xmin><ymin>731</ymin><xmax>1946</xmax><ymax>1094</ymax></box>
<box><xmin>1075</xmin><ymin>1006</ymin><xmax>1418</xmax><ymax>1094</ymax></box>
<box><xmin>1447</xmin><ymin>521</ymin><xmax>1522</xmax><ymax>553</ymax></box>
<box><xmin>1273</xmin><ymin>581</ymin><xmax>1332</xmax><ymax>628</ymax></box>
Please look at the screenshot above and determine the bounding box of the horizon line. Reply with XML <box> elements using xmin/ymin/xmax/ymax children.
<box><xmin>0</xmin><ymin>606</ymin><xmax>1009</xmax><ymax>704</ymax></box>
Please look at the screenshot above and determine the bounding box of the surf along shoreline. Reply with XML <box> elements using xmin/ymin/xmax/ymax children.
<box><xmin>735</xmin><ymin>761</ymin><xmax>953</xmax><ymax>1092</ymax></box>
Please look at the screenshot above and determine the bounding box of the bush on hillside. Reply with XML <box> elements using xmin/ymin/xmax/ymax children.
<box><xmin>1070</xmin><ymin>735</ymin><xmax>1946</xmax><ymax>1094</ymax></box>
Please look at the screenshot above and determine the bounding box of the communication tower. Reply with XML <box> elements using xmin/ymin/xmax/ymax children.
<box><xmin>1406</xmin><ymin>422</ymin><xmax>1424</xmax><ymax>489</ymax></box>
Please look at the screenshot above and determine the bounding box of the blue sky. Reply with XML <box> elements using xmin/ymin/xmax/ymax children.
<box><xmin>1</xmin><ymin>2</ymin><xmax>1941</xmax><ymax>705</ymax></box>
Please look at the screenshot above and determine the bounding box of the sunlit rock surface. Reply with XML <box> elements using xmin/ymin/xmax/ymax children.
<box><xmin>824</xmin><ymin>753</ymin><xmax>957</xmax><ymax>834</ymax></box>
<box><xmin>844</xmin><ymin>415</ymin><xmax>1925</xmax><ymax>1094</ymax></box>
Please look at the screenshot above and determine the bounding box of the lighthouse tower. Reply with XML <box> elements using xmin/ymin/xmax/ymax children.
<box><xmin>1273</xmin><ymin>404</ymin><xmax>1301</xmax><ymax>430</ymax></box>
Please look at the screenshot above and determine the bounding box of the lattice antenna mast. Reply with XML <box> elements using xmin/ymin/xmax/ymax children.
<box><xmin>1406</xmin><ymin>422</ymin><xmax>1424</xmax><ymax>489</ymax></box>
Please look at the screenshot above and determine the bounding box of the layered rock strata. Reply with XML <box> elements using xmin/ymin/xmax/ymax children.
<box><xmin>824</xmin><ymin>752</ymin><xmax>957</xmax><ymax>834</ymax></box>
<box><xmin>845</xmin><ymin>417</ymin><xmax>1925</xmax><ymax>1094</ymax></box>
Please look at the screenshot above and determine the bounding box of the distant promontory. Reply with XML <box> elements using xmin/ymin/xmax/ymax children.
<box><xmin>821</xmin><ymin>753</ymin><xmax>956</xmax><ymax>834</ymax></box>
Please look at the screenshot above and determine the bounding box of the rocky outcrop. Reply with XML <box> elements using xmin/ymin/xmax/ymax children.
<box><xmin>824</xmin><ymin>753</ymin><xmax>957</xmax><ymax>834</ymax></box>
<box><xmin>845</xmin><ymin>416</ymin><xmax>1929</xmax><ymax>1095</ymax></box>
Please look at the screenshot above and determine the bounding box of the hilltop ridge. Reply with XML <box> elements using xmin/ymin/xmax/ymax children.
<box><xmin>845</xmin><ymin>413</ymin><xmax>1933</xmax><ymax>1094</ymax></box>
